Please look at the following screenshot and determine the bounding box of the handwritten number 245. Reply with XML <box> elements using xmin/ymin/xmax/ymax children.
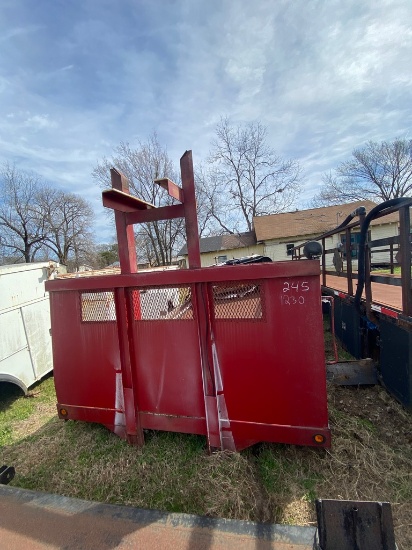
<box><xmin>282</xmin><ymin>281</ymin><xmax>309</xmax><ymax>293</ymax></box>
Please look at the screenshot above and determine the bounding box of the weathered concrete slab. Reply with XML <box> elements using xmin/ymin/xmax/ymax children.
<box><xmin>0</xmin><ymin>485</ymin><xmax>316</xmax><ymax>549</ymax></box>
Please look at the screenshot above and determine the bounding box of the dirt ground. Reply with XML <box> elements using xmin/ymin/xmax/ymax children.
<box><xmin>329</xmin><ymin>383</ymin><xmax>412</xmax><ymax>447</ymax></box>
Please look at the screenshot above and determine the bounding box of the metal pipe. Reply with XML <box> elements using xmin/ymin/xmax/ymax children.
<box><xmin>354</xmin><ymin>198</ymin><xmax>412</xmax><ymax>312</ymax></box>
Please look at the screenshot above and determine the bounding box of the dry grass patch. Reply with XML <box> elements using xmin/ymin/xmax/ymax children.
<box><xmin>1</xmin><ymin>376</ymin><xmax>411</xmax><ymax>548</ymax></box>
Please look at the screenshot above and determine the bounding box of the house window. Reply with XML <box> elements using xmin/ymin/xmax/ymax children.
<box><xmin>217</xmin><ymin>255</ymin><xmax>227</xmax><ymax>263</ymax></box>
<box><xmin>286</xmin><ymin>243</ymin><xmax>295</xmax><ymax>256</ymax></box>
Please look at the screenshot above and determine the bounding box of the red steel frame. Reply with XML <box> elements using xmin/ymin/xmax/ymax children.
<box><xmin>46</xmin><ymin>151</ymin><xmax>330</xmax><ymax>451</ymax></box>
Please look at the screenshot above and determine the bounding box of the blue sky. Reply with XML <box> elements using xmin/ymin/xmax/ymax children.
<box><xmin>1</xmin><ymin>0</ymin><xmax>412</xmax><ymax>241</ymax></box>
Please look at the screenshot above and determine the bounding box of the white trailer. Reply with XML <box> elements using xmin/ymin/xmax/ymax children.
<box><xmin>0</xmin><ymin>262</ymin><xmax>63</xmax><ymax>393</ymax></box>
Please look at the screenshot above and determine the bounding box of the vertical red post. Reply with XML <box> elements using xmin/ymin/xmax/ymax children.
<box><xmin>192</xmin><ymin>282</ymin><xmax>221</xmax><ymax>451</ymax></box>
<box><xmin>180</xmin><ymin>152</ymin><xmax>220</xmax><ymax>448</ymax></box>
<box><xmin>114</xmin><ymin>287</ymin><xmax>144</xmax><ymax>446</ymax></box>
<box><xmin>180</xmin><ymin>151</ymin><xmax>201</xmax><ymax>269</ymax></box>
<box><xmin>111</xmin><ymin>168</ymin><xmax>138</xmax><ymax>274</ymax></box>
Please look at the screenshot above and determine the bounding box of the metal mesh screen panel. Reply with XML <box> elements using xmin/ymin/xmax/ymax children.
<box><xmin>212</xmin><ymin>281</ymin><xmax>264</xmax><ymax>320</ymax></box>
<box><xmin>131</xmin><ymin>286</ymin><xmax>194</xmax><ymax>320</ymax></box>
<box><xmin>81</xmin><ymin>291</ymin><xmax>116</xmax><ymax>322</ymax></box>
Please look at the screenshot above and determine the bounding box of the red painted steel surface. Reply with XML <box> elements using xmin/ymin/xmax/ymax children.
<box><xmin>47</xmin><ymin>261</ymin><xmax>321</xmax><ymax>292</ymax></box>
<box><xmin>47</xmin><ymin>262</ymin><xmax>330</xmax><ymax>451</ymax></box>
<box><xmin>126</xmin><ymin>204</ymin><xmax>185</xmax><ymax>225</ymax></box>
<box><xmin>131</xmin><ymin>309</ymin><xmax>206</xmax><ymax>421</ymax></box>
<box><xmin>49</xmin><ymin>290</ymin><xmax>123</xmax><ymax>437</ymax></box>
<box><xmin>210</xmin><ymin>277</ymin><xmax>327</xmax><ymax>430</ymax></box>
<box><xmin>102</xmin><ymin>188</ymin><xmax>155</xmax><ymax>212</ymax></box>
<box><xmin>154</xmin><ymin>177</ymin><xmax>185</xmax><ymax>203</ymax></box>
<box><xmin>111</xmin><ymin>169</ymin><xmax>138</xmax><ymax>275</ymax></box>
<box><xmin>180</xmin><ymin>151</ymin><xmax>201</xmax><ymax>269</ymax></box>
<box><xmin>50</xmin><ymin>291</ymin><xmax>118</xmax><ymax>409</ymax></box>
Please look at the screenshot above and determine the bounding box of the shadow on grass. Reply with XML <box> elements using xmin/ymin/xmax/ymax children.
<box><xmin>0</xmin><ymin>382</ymin><xmax>25</xmax><ymax>412</ymax></box>
<box><xmin>0</xmin><ymin>371</ymin><xmax>55</xmax><ymax>412</ymax></box>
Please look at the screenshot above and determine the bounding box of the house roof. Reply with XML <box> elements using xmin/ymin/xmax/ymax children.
<box><xmin>253</xmin><ymin>200</ymin><xmax>399</xmax><ymax>242</ymax></box>
<box><xmin>178</xmin><ymin>231</ymin><xmax>256</xmax><ymax>256</ymax></box>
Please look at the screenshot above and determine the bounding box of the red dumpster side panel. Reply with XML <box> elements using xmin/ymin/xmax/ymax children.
<box><xmin>132</xmin><ymin>320</ymin><xmax>206</xmax><ymax>420</ymax></box>
<box><xmin>210</xmin><ymin>276</ymin><xmax>328</xmax><ymax>431</ymax></box>
<box><xmin>50</xmin><ymin>291</ymin><xmax>121</xmax><ymax>424</ymax></box>
<box><xmin>48</xmin><ymin>261</ymin><xmax>330</xmax><ymax>450</ymax></box>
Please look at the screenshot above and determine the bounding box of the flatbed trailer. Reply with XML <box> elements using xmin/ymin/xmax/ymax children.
<box><xmin>293</xmin><ymin>198</ymin><xmax>412</xmax><ymax>411</ymax></box>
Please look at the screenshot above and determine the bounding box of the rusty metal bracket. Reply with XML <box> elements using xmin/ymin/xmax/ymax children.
<box><xmin>314</xmin><ymin>499</ymin><xmax>397</xmax><ymax>549</ymax></box>
<box><xmin>0</xmin><ymin>465</ymin><xmax>15</xmax><ymax>485</ymax></box>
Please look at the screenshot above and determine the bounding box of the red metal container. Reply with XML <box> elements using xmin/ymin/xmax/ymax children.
<box><xmin>47</xmin><ymin>262</ymin><xmax>329</xmax><ymax>451</ymax></box>
<box><xmin>46</xmin><ymin>151</ymin><xmax>330</xmax><ymax>451</ymax></box>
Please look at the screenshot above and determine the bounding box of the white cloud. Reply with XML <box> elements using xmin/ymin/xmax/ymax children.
<box><xmin>0</xmin><ymin>0</ymin><xmax>411</xmax><ymax>240</ymax></box>
<box><xmin>0</xmin><ymin>24</ymin><xmax>44</xmax><ymax>42</ymax></box>
<box><xmin>24</xmin><ymin>114</ymin><xmax>57</xmax><ymax>130</ymax></box>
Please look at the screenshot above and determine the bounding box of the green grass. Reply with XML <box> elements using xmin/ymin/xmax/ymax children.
<box><xmin>371</xmin><ymin>266</ymin><xmax>402</xmax><ymax>275</ymax></box>
<box><xmin>257</xmin><ymin>446</ymin><xmax>289</xmax><ymax>492</ymax></box>
<box><xmin>0</xmin><ymin>375</ymin><xmax>56</xmax><ymax>446</ymax></box>
<box><xmin>355</xmin><ymin>417</ymin><xmax>377</xmax><ymax>433</ymax></box>
<box><xmin>256</xmin><ymin>444</ymin><xmax>322</xmax><ymax>503</ymax></box>
<box><xmin>0</xmin><ymin>386</ymin><xmax>35</xmax><ymax>446</ymax></box>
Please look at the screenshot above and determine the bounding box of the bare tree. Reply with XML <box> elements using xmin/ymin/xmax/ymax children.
<box><xmin>194</xmin><ymin>165</ymin><xmax>224</xmax><ymax>237</ymax></box>
<box><xmin>93</xmin><ymin>134</ymin><xmax>185</xmax><ymax>266</ymax></box>
<box><xmin>0</xmin><ymin>163</ymin><xmax>96</xmax><ymax>268</ymax></box>
<box><xmin>204</xmin><ymin>118</ymin><xmax>302</xmax><ymax>233</ymax></box>
<box><xmin>0</xmin><ymin>164</ymin><xmax>47</xmax><ymax>263</ymax></box>
<box><xmin>313</xmin><ymin>138</ymin><xmax>412</xmax><ymax>206</ymax></box>
<box><xmin>40</xmin><ymin>190</ymin><xmax>95</xmax><ymax>269</ymax></box>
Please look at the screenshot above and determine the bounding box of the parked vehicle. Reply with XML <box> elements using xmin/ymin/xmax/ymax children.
<box><xmin>0</xmin><ymin>262</ymin><xmax>63</xmax><ymax>393</ymax></box>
